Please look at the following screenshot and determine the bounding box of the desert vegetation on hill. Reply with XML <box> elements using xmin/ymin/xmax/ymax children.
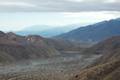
<box><xmin>0</xmin><ymin>32</ymin><xmax>120</xmax><ymax>80</ymax></box>
<box><xmin>70</xmin><ymin>36</ymin><xmax>120</xmax><ymax>80</ymax></box>
<box><xmin>71</xmin><ymin>59</ymin><xmax>120</xmax><ymax>80</ymax></box>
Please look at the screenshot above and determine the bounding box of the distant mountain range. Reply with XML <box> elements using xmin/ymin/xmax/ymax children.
<box><xmin>0</xmin><ymin>18</ymin><xmax>120</xmax><ymax>79</ymax></box>
<box><xmin>0</xmin><ymin>17</ymin><xmax>120</xmax><ymax>80</ymax></box>
<box><xmin>16</xmin><ymin>24</ymin><xmax>79</xmax><ymax>37</ymax></box>
<box><xmin>56</xmin><ymin>18</ymin><xmax>120</xmax><ymax>42</ymax></box>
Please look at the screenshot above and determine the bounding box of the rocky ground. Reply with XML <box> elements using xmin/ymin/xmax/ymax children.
<box><xmin>0</xmin><ymin>52</ymin><xmax>101</xmax><ymax>80</ymax></box>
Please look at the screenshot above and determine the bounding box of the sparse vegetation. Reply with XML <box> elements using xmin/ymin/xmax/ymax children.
<box><xmin>0</xmin><ymin>21</ymin><xmax>120</xmax><ymax>80</ymax></box>
<box><xmin>70</xmin><ymin>36</ymin><xmax>120</xmax><ymax>80</ymax></box>
<box><xmin>0</xmin><ymin>53</ymin><xmax>100</xmax><ymax>80</ymax></box>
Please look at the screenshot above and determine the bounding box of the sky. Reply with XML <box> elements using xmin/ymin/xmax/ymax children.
<box><xmin>0</xmin><ymin>0</ymin><xmax>120</xmax><ymax>32</ymax></box>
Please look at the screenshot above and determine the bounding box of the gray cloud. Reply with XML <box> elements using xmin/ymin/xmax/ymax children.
<box><xmin>0</xmin><ymin>0</ymin><xmax>120</xmax><ymax>12</ymax></box>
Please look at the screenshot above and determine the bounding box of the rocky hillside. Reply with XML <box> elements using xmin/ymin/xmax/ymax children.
<box><xmin>0</xmin><ymin>31</ymin><xmax>60</xmax><ymax>63</ymax></box>
<box><xmin>0</xmin><ymin>31</ymin><xmax>86</xmax><ymax>63</ymax></box>
<box><xmin>70</xmin><ymin>36</ymin><xmax>120</xmax><ymax>80</ymax></box>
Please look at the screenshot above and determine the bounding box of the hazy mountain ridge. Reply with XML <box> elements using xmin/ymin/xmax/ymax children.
<box><xmin>57</xmin><ymin>18</ymin><xmax>120</xmax><ymax>42</ymax></box>
<box><xmin>16</xmin><ymin>24</ymin><xmax>79</xmax><ymax>37</ymax></box>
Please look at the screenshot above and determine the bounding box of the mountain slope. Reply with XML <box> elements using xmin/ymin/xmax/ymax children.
<box><xmin>0</xmin><ymin>31</ymin><xmax>86</xmax><ymax>63</ymax></box>
<box><xmin>0</xmin><ymin>31</ymin><xmax>60</xmax><ymax>63</ymax></box>
<box><xmin>71</xmin><ymin>60</ymin><xmax>120</xmax><ymax>80</ymax></box>
<box><xmin>70</xmin><ymin>36</ymin><xmax>120</xmax><ymax>80</ymax></box>
<box><xmin>57</xmin><ymin>18</ymin><xmax>120</xmax><ymax>42</ymax></box>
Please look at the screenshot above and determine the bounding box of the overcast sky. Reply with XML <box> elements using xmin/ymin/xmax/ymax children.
<box><xmin>0</xmin><ymin>0</ymin><xmax>120</xmax><ymax>12</ymax></box>
<box><xmin>0</xmin><ymin>0</ymin><xmax>120</xmax><ymax>32</ymax></box>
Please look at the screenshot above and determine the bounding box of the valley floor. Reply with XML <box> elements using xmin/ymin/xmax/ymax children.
<box><xmin>0</xmin><ymin>52</ymin><xmax>101</xmax><ymax>80</ymax></box>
